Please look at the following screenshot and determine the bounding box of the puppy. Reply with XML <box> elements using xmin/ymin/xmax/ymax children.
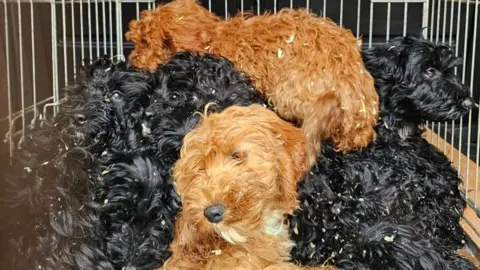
<box><xmin>289</xmin><ymin>36</ymin><xmax>475</xmax><ymax>269</ymax></box>
<box><xmin>125</xmin><ymin>0</ymin><xmax>379</xmax><ymax>167</ymax></box>
<box><xmin>162</xmin><ymin>104</ymin><xmax>336</xmax><ymax>270</ymax></box>
<box><xmin>56</xmin><ymin>56</ymin><xmax>154</xmax><ymax>154</ymax></box>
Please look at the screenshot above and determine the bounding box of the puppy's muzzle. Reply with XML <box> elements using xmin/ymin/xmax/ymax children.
<box><xmin>204</xmin><ymin>204</ymin><xmax>225</xmax><ymax>223</ymax></box>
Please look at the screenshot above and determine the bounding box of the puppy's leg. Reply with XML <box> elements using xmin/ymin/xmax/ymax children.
<box><xmin>264</xmin><ymin>262</ymin><xmax>336</xmax><ymax>270</ymax></box>
<box><xmin>300</xmin><ymin>92</ymin><xmax>342</xmax><ymax>168</ymax></box>
<box><xmin>331</xmin><ymin>117</ymin><xmax>376</xmax><ymax>154</ymax></box>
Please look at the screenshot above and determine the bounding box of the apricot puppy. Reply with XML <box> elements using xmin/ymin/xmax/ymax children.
<box><xmin>161</xmin><ymin>104</ymin><xmax>335</xmax><ymax>270</ymax></box>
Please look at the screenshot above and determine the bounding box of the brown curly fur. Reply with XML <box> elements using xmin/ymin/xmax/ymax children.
<box><xmin>125</xmin><ymin>0</ymin><xmax>379</xmax><ymax>168</ymax></box>
<box><xmin>161</xmin><ymin>104</ymin><xmax>336</xmax><ymax>270</ymax></box>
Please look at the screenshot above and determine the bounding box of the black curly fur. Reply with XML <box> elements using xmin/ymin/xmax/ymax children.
<box><xmin>2</xmin><ymin>52</ymin><xmax>268</xmax><ymax>270</ymax></box>
<box><xmin>289</xmin><ymin>36</ymin><xmax>475</xmax><ymax>270</ymax></box>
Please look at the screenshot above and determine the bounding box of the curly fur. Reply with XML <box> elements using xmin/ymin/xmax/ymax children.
<box><xmin>125</xmin><ymin>0</ymin><xmax>379</xmax><ymax>167</ymax></box>
<box><xmin>163</xmin><ymin>104</ymin><xmax>336</xmax><ymax>270</ymax></box>
<box><xmin>289</xmin><ymin>36</ymin><xmax>475</xmax><ymax>269</ymax></box>
<box><xmin>1</xmin><ymin>122</ymin><xmax>108</xmax><ymax>269</ymax></box>
<box><xmin>55</xmin><ymin>56</ymin><xmax>154</xmax><ymax>154</ymax></box>
<box><xmin>2</xmin><ymin>52</ymin><xmax>268</xmax><ymax>269</ymax></box>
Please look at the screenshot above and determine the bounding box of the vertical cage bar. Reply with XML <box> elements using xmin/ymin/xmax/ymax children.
<box><xmin>257</xmin><ymin>0</ymin><xmax>260</xmax><ymax>15</ymax></box>
<box><xmin>449</xmin><ymin>0</ymin><xmax>456</xmax><ymax>161</ymax></box>
<box><xmin>242</xmin><ymin>0</ymin><xmax>244</xmax><ymax>12</ymax></box>
<box><xmin>435</xmin><ymin>0</ymin><xmax>441</xmax><ymax>44</ymax></box>
<box><xmin>95</xmin><ymin>0</ymin><xmax>100</xmax><ymax>57</ymax></box>
<box><xmin>455</xmin><ymin>0</ymin><xmax>462</xmax><ymax>62</ymax></box>
<box><xmin>102</xmin><ymin>0</ymin><xmax>106</xmax><ymax>54</ymax></box>
<box><xmin>463</xmin><ymin>0</ymin><xmax>472</xmax><ymax>200</ymax></box>
<box><xmin>442</xmin><ymin>0</ymin><xmax>447</xmax><ymax>43</ymax></box>
<box><xmin>340</xmin><ymin>0</ymin><xmax>344</xmax><ymax>27</ymax></box>
<box><xmin>430</xmin><ymin>0</ymin><xmax>435</xmax><ymax>41</ymax></box>
<box><xmin>109</xmin><ymin>0</ymin><xmax>113</xmax><ymax>58</ymax></box>
<box><xmin>449</xmin><ymin>0</ymin><xmax>455</xmax><ymax>46</ymax></box>
<box><xmin>274</xmin><ymin>0</ymin><xmax>276</xmax><ymax>13</ymax></box>
<box><xmin>403</xmin><ymin>2</ymin><xmax>408</xmax><ymax>36</ymax></box>
<box><xmin>136</xmin><ymin>0</ymin><xmax>139</xmax><ymax>18</ymax></box>
<box><xmin>71</xmin><ymin>0</ymin><xmax>77</xmax><ymax>77</ymax></box>
<box><xmin>80</xmin><ymin>0</ymin><xmax>85</xmax><ymax>62</ymax></box>
<box><xmin>88</xmin><ymin>0</ymin><xmax>92</xmax><ymax>60</ymax></box>
<box><xmin>323</xmin><ymin>0</ymin><xmax>326</xmax><ymax>17</ymax></box>
<box><xmin>4</xmin><ymin>0</ymin><xmax>13</xmax><ymax>156</ymax></box>
<box><xmin>357</xmin><ymin>0</ymin><xmax>361</xmax><ymax>38</ymax></box>
<box><xmin>442</xmin><ymin>0</ymin><xmax>448</xmax><ymax>152</ymax></box>
<box><xmin>429</xmin><ymin>0</ymin><xmax>436</xmax><ymax>141</ymax></box>
<box><xmin>456</xmin><ymin>0</ymin><xmax>463</xmax><ymax>178</ymax></box>
<box><xmin>51</xmin><ymin>1</ymin><xmax>59</xmax><ymax>114</ymax></box>
<box><xmin>386</xmin><ymin>1</ymin><xmax>391</xmax><ymax>41</ymax></box>
<box><xmin>208</xmin><ymin>0</ymin><xmax>211</xmax><ymax>12</ymax></box>
<box><xmin>471</xmin><ymin>0</ymin><xmax>479</xmax><ymax>207</ymax></box>
<box><xmin>436</xmin><ymin>0</ymin><xmax>442</xmax><ymax>147</ymax></box>
<box><xmin>119</xmin><ymin>0</ymin><xmax>123</xmax><ymax>57</ymax></box>
<box><xmin>290</xmin><ymin>0</ymin><xmax>292</xmax><ymax>9</ymax></box>
<box><xmin>62</xmin><ymin>0</ymin><xmax>68</xmax><ymax>87</ymax></box>
<box><xmin>369</xmin><ymin>2</ymin><xmax>374</xmax><ymax>48</ymax></box>
<box><xmin>225</xmin><ymin>0</ymin><xmax>227</xmax><ymax>19</ymax></box>
<box><xmin>30</xmin><ymin>0</ymin><xmax>36</xmax><ymax>119</ymax></box>
<box><xmin>18</xmin><ymin>0</ymin><xmax>25</xmax><ymax>140</ymax></box>
<box><xmin>306</xmin><ymin>0</ymin><xmax>309</xmax><ymax>11</ymax></box>
<box><xmin>422</xmin><ymin>0</ymin><xmax>429</xmax><ymax>37</ymax></box>
<box><xmin>462</xmin><ymin>1</ymin><xmax>471</xmax><ymax>83</ymax></box>
<box><xmin>115</xmin><ymin>0</ymin><xmax>120</xmax><ymax>57</ymax></box>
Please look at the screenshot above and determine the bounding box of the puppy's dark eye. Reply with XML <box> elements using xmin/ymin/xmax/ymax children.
<box><xmin>424</xmin><ymin>67</ymin><xmax>437</xmax><ymax>78</ymax></box>
<box><xmin>169</xmin><ymin>92</ymin><xmax>185</xmax><ymax>103</ymax></box>
<box><xmin>231</xmin><ymin>151</ymin><xmax>246</xmax><ymax>160</ymax></box>
<box><xmin>110</xmin><ymin>91</ymin><xmax>123</xmax><ymax>101</ymax></box>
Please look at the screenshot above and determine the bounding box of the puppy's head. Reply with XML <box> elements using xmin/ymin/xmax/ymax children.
<box><xmin>142</xmin><ymin>52</ymin><xmax>266</xmax><ymax>147</ymax></box>
<box><xmin>125</xmin><ymin>0</ymin><xmax>219</xmax><ymax>71</ymax></box>
<box><xmin>59</xmin><ymin>57</ymin><xmax>152</xmax><ymax>147</ymax></box>
<box><xmin>173</xmin><ymin>104</ymin><xmax>306</xmax><ymax>244</ymax></box>
<box><xmin>363</xmin><ymin>36</ymin><xmax>474</xmax><ymax>123</ymax></box>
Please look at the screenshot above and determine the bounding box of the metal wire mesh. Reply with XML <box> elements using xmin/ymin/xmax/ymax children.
<box><xmin>1</xmin><ymin>0</ymin><xmax>479</xmax><ymax>241</ymax></box>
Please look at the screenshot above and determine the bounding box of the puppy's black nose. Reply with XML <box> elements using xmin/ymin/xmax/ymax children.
<box><xmin>463</xmin><ymin>98</ymin><xmax>475</xmax><ymax>109</ymax></box>
<box><xmin>73</xmin><ymin>114</ymin><xmax>86</xmax><ymax>125</ymax></box>
<box><xmin>204</xmin><ymin>204</ymin><xmax>225</xmax><ymax>223</ymax></box>
<box><xmin>145</xmin><ymin>110</ymin><xmax>154</xmax><ymax>120</ymax></box>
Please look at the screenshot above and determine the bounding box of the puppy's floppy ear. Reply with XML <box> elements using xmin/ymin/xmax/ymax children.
<box><xmin>362</xmin><ymin>37</ymin><xmax>407</xmax><ymax>84</ymax></box>
<box><xmin>274</xmin><ymin>122</ymin><xmax>307</xmax><ymax>213</ymax></box>
<box><xmin>248</xmin><ymin>104</ymin><xmax>307</xmax><ymax>212</ymax></box>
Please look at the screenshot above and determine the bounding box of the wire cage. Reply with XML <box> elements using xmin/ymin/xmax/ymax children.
<box><xmin>1</xmin><ymin>0</ymin><xmax>480</xmax><ymax>254</ymax></box>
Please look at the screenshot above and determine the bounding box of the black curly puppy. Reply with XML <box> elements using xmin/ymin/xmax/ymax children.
<box><xmin>289</xmin><ymin>36</ymin><xmax>475</xmax><ymax>270</ymax></box>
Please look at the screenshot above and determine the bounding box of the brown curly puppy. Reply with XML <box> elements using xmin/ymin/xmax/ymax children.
<box><xmin>161</xmin><ymin>104</ymin><xmax>336</xmax><ymax>270</ymax></box>
<box><xmin>125</xmin><ymin>0</ymin><xmax>379</xmax><ymax>167</ymax></box>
